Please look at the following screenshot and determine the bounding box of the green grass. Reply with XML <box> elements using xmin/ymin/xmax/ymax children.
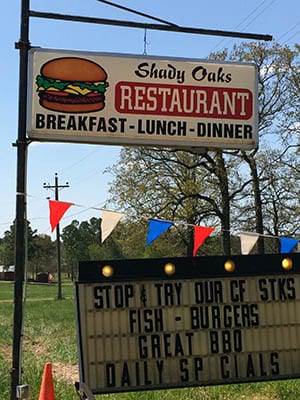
<box><xmin>1</xmin><ymin>281</ymin><xmax>300</xmax><ymax>399</ymax></box>
<box><xmin>0</xmin><ymin>281</ymin><xmax>14</xmax><ymax>300</ymax></box>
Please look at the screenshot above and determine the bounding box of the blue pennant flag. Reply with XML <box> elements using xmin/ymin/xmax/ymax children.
<box><xmin>146</xmin><ymin>218</ymin><xmax>173</xmax><ymax>246</ymax></box>
<box><xmin>280</xmin><ymin>237</ymin><xmax>299</xmax><ymax>253</ymax></box>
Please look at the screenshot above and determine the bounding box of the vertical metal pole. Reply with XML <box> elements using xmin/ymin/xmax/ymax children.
<box><xmin>43</xmin><ymin>173</ymin><xmax>69</xmax><ymax>300</ymax></box>
<box><xmin>55</xmin><ymin>174</ymin><xmax>63</xmax><ymax>300</ymax></box>
<box><xmin>11</xmin><ymin>1</ymin><xmax>30</xmax><ymax>399</ymax></box>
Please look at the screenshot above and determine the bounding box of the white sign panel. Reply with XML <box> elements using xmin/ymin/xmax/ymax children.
<box><xmin>75</xmin><ymin>255</ymin><xmax>300</xmax><ymax>394</ymax></box>
<box><xmin>27</xmin><ymin>48</ymin><xmax>258</xmax><ymax>150</ymax></box>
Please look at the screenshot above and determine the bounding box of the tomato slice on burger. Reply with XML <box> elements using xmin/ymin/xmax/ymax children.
<box><xmin>45</xmin><ymin>90</ymin><xmax>69</xmax><ymax>97</ymax></box>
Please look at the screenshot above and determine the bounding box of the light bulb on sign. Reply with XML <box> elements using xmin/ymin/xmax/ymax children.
<box><xmin>224</xmin><ymin>260</ymin><xmax>235</xmax><ymax>272</ymax></box>
<box><xmin>102</xmin><ymin>265</ymin><xmax>114</xmax><ymax>277</ymax></box>
<box><xmin>164</xmin><ymin>263</ymin><xmax>175</xmax><ymax>275</ymax></box>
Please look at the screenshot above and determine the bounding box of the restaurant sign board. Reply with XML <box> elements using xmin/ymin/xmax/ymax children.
<box><xmin>27</xmin><ymin>48</ymin><xmax>258</xmax><ymax>150</ymax></box>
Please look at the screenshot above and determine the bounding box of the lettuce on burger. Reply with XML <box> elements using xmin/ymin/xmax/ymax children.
<box><xmin>36</xmin><ymin>57</ymin><xmax>109</xmax><ymax>113</ymax></box>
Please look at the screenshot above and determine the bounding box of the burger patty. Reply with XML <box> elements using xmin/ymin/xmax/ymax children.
<box><xmin>39</xmin><ymin>91</ymin><xmax>105</xmax><ymax>105</ymax></box>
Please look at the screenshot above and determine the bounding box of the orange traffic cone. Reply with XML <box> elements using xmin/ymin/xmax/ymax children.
<box><xmin>38</xmin><ymin>362</ymin><xmax>56</xmax><ymax>400</ymax></box>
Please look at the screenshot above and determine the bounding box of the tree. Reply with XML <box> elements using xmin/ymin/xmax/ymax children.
<box><xmin>61</xmin><ymin>217</ymin><xmax>124</xmax><ymax>277</ymax></box>
<box><xmin>106</xmin><ymin>146</ymin><xmax>220</xmax><ymax>255</ymax></box>
<box><xmin>0</xmin><ymin>221</ymin><xmax>56</xmax><ymax>278</ymax></box>
<box><xmin>217</xmin><ymin>42</ymin><xmax>300</xmax><ymax>252</ymax></box>
<box><xmin>105</xmin><ymin>42</ymin><xmax>299</xmax><ymax>256</ymax></box>
<box><xmin>28</xmin><ymin>234</ymin><xmax>56</xmax><ymax>279</ymax></box>
<box><xmin>0</xmin><ymin>221</ymin><xmax>38</xmax><ymax>267</ymax></box>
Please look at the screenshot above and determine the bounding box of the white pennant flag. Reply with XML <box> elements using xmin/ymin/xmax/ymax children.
<box><xmin>101</xmin><ymin>211</ymin><xmax>125</xmax><ymax>242</ymax></box>
<box><xmin>240</xmin><ymin>232</ymin><xmax>259</xmax><ymax>255</ymax></box>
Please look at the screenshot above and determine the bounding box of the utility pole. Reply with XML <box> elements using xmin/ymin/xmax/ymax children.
<box><xmin>43</xmin><ymin>173</ymin><xmax>69</xmax><ymax>300</ymax></box>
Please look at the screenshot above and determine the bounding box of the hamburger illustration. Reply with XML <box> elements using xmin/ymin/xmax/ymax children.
<box><xmin>36</xmin><ymin>57</ymin><xmax>109</xmax><ymax>113</ymax></box>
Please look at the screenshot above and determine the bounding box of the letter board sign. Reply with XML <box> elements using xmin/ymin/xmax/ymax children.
<box><xmin>75</xmin><ymin>253</ymin><xmax>300</xmax><ymax>394</ymax></box>
<box><xmin>27</xmin><ymin>48</ymin><xmax>258</xmax><ymax>150</ymax></box>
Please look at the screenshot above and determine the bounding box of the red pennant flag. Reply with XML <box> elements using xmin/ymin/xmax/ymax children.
<box><xmin>49</xmin><ymin>200</ymin><xmax>73</xmax><ymax>232</ymax></box>
<box><xmin>193</xmin><ymin>225</ymin><xmax>215</xmax><ymax>256</ymax></box>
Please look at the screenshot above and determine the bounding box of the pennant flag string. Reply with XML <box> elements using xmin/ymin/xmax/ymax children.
<box><xmin>146</xmin><ymin>218</ymin><xmax>173</xmax><ymax>246</ymax></box>
<box><xmin>280</xmin><ymin>237</ymin><xmax>299</xmax><ymax>254</ymax></box>
<box><xmin>49</xmin><ymin>200</ymin><xmax>74</xmax><ymax>232</ymax></box>
<box><xmin>101</xmin><ymin>211</ymin><xmax>125</xmax><ymax>242</ymax></box>
<box><xmin>240</xmin><ymin>231</ymin><xmax>281</xmax><ymax>239</ymax></box>
<box><xmin>193</xmin><ymin>226</ymin><xmax>215</xmax><ymax>256</ymax></box>
<box><xmin>240</xmin><ymin>232</ymin><xmax>260</xmax><ymax>255</ymax></box>
<box><xmin>37</xmin><ymin>197</ymin><xmax>299</xmax><ymax>252</ymax></box>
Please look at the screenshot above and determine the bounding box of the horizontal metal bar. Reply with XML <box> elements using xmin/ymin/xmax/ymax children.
<box><xmin>29</xmin><ymin>10</ymin><xmax>273</xmax><ymax>41</ymax></box>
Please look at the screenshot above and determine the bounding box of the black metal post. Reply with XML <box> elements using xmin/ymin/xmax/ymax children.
<box><xmin>11</xmin><ymin>0</ymin><xmax>30</xmax><ymax>399</ymax></box>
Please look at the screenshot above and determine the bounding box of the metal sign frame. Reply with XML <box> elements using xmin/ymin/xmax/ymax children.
<box><xmin>27</xmin><ymin>48</ymin><xmax>258</xmax><ymax>150</ymax></box>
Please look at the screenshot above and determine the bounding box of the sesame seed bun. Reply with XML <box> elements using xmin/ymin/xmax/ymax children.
<box><xmin>41</xmin><ymin>57</ymin><xmax>107</xmax><ymax>82</ymax></box>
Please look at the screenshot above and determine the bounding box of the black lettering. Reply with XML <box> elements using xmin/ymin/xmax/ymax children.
<box><xmin>154</xmin><ymin>283</ymin><xmax>182</xmax><ymax>306</ymax></box>
<box><xmin>118</xmin><ymin>118</ymin><xmax>127</xmax><ymax>133</ymax></box>
<box><xmin>211</xmin><ymin>305</ymin><xmax>221</xmax><ymax>328</ymax></box>
<box><xmin>222</xmin><ymin>330</ymin><xmax>232</xmax><ymax>353</ymax></box>
<box><xmin>108</xmin><ymin>117</ymin><xmax>118</xmax><ymax>132</ymax></box>
<box><xmin>174</xmin><ymin>333</ymin><xmax>184</xmax><ymax>356</ymax></box>
<box><xmin>105</xmin><ymin>363</ymin><xmax>116</xmax><ymax>387</ymax></box>
<box><xmin>143</xmin><ymin>361</ymin><xmax>152</xmax><ymax>385</ymax></box>
<box><xmin>138</xmin><ymin>335</ymin><xmax>147</xmax><ymax>358</ymax></box>
<box><xmin>223</xmin><ymin>305</ymin><xmax>233</xmax><ymax>328</ymax></box>
<box><xmin>259</xmin><ymin>278</ymin><xmax>296</xmax><ymax>301</ymax></box>
<box><xmin>151</xmin><ymin>335</ymin><xmax>161</xmax><ymax>358</ymax></box>
<box><xmin>220</xmin><ymin>355</ymin><xmax>230</xmax><ymax>379</ymax></box>
<box><xmin>96</xmin><ymin>117</ymin><xmax>107</xmax><ymax>132</ymax></box>
<box><xmin>210</xmin><ymin>331</ymin><xmax>219</xmax><ymax>353</ymax></box>
<box><xmin>35</xmin><ymin>113</ymin><xmax>45</xmax><ymax>128</ymax></box>
<box><xmin>77</xmin><ymin>116</ymin><xmax>88</xmax><ymax>131</ymax></box>
<box><xmin>156</xmin><ymin>360</ymin><xmax>164</xmax><ymax>384</ymax></box>
<box><xmin>179</xmin><ymin>359</ymin><xmax>189</xmax><ymax>382</ymax></box>
<box><xmin>115</xmin><ymin>285</ymin><xmax>124</xmax><ymax>307</ymax></box>
<box><xmin>210</xmin><ymin>330</ymin><xmax>242</xmax><ymax>354</ymax></box>
<box><xmin>271</xmin><ymin>352</ymin><xmax>280</xmax><ymax>375</ymax></box>
<box><xmin>47</xmin><ymin>114</ymin><xmax>56</xmax><ymax>129</ymax></box>
<box><xmin>94</xmin><ymin>285</ymin><xmax>112</xmax><ymax>309</ymax></box>
<box><xmin>135</xmin><ymin>62</ymin><xmax>150</xmax><ymax>78</ymax></box>
<box><xmin>121</xmin><ymin>362</ymin><xmax>131</xmax><ymax>386</ymax></box>
<box><xmin>66</xmin><ymin>115</ymin><xmax>77</xmax><ymax>130</ymax></box>
<box><xmin>283</xmin><ymin>277</ymin><xmax>296</xmax><ymax>300</ymax></box>
<box><xmin>259</xmin><ymin>353</ymin><xmax>267</xmax><ymax>376</ymax></box>
<box><xmin>192</xmin><ymin>66</ymin><xmax>207</xmax><ymax>81</ymax></box>
<box><xmin>197</xmin><ymin>123</ymin><xmax>252</xmax><ymax>139</ymax></box>
<box><xmin>230</xmin><ymin>280</ymin><xmax>246</xmax><ymax>302</ymax></box>
<box><xmin>88</xmin><ymin>116</ymin><xmax>97</xmax><ymax>131</ymax></box>
<box><xmin>249</xmin><ymin>304</ymin><xmax>260</xmax><ymax>326</ymax></box>
<box><xmin>138</xmin><ymin>332</ymin><xmax>194</xmax><ymax>359</ymax></box>
<box><xmin>246</xmin><ymin>354</ymin><xmax>255</xmax><ymax>377</ymax></box>
<box><xmin>135</xmin><ymin>362</ymin><xmax>140</xmax><ymax>386</ymax></box>
<box><xmin>194</xmin><ymin>281</ymin><xmax>223</xmax><ymax>303</ymax></box>
<box><xmin>244</xmin><ymin>124</ymin><xmax>252</xmax><ymax>138</ymax></box>
<box><xmin>194</xmin><ymin>357</ymin><xmax>203</xmax><ymax>380</ymax></box>
<box><xmin>190</xmin><ymin>306</ymin><xmax>210</xmax><ymax>329</ymax></box>
<box><xmin>122</xmin><ymin>284</ymin><xmax>134</xmax><ymax>307</ymax></box>
<box><xmin>54</xmin><ymin>113</ymin><xmax>65</xmax><ymax>129</ymax></box>
<box><xmin>258</xmin><ymin>278</ymin><xmax>268</xmax><ymax>300</ymax></box>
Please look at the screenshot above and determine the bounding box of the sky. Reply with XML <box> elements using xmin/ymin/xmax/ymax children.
<box><xmin>1</xmin><ymin>0</ymin><xmax>299</xmax><ymax>239</ymax></box>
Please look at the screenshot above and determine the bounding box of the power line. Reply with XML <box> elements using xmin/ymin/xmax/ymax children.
<box><xmin>277</xmin><ymin>21</ymin><xmax>300</xmax><ymax>44</ymax></box>
<box><xmin>209</xmin><ymin>0</ymin><xmax>277</xmax><ymax>53</ymax></box>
